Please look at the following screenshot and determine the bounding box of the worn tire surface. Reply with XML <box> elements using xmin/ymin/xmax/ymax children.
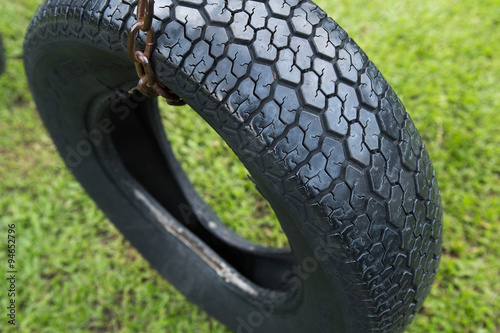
<box><xmin>24</xmin><ymin>0</ymin><xmax>443</xmax><ymax>332</ymax></box>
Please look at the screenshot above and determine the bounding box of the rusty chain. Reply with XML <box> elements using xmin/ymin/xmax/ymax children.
<box><xmin>127</xmin><ymin>0</ymin><xmax>186</xmax><ymax>106</ymax></box>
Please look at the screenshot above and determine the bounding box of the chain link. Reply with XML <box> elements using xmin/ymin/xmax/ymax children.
<box><xmin>127</xmin><ymin>0</ymin><xmax>186</xmax><ymax>106</ymax></box>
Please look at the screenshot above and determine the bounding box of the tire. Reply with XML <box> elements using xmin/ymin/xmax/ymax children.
<box><xmin>0</xmin><ymin>35</ymin><xmax>5</xmax><ymax>75</ymax></box>
<box><xmin>24</xmin><ymin>0</ymin><xmax>443</xmax><ymax>332</ymax></box>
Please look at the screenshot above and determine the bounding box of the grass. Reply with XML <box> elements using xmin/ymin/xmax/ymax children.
<box><xmin>1</xmin><ymin>0</ymin><xmax>499</xmax><ymax>332</ymax></box>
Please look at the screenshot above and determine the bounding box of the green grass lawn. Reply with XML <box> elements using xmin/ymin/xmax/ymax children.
<box><xmin>1</xmin><ymin>0</ymin><xmax>499</xmax><ymax>332</ymax></box>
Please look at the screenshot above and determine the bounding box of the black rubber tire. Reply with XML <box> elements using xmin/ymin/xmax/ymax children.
<box><xmin>0</xmin><ymin>35</ymin><xmax>5</xmax><ymax>75</ymax></box>
<box><xmin>24</xmin><ymin>0</ymin><xmax>443</xmax><ymax>332</ymax></box>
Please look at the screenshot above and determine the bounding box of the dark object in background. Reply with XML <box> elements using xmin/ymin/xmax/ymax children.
<box><xmin>0</xmin><ymin>35</ymin><xmax>5</xmax><ymax>75</ymax></box>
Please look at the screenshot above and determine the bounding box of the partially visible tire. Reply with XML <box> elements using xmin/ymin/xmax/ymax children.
<box><xmin>0</xmin><ymin>35</ymin><xmax>5</xmax><ymax>75</ymax></box>
<box><xmin>24</xmin><ymin>0</ymin><xmax>443</xmax><ymax>332</ymax></box>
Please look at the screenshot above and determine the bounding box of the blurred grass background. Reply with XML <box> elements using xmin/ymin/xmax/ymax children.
<box><xmin>1</xmin><ymin>0</ymin><xmax>499</xmax><ymax>332</ymax></box>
